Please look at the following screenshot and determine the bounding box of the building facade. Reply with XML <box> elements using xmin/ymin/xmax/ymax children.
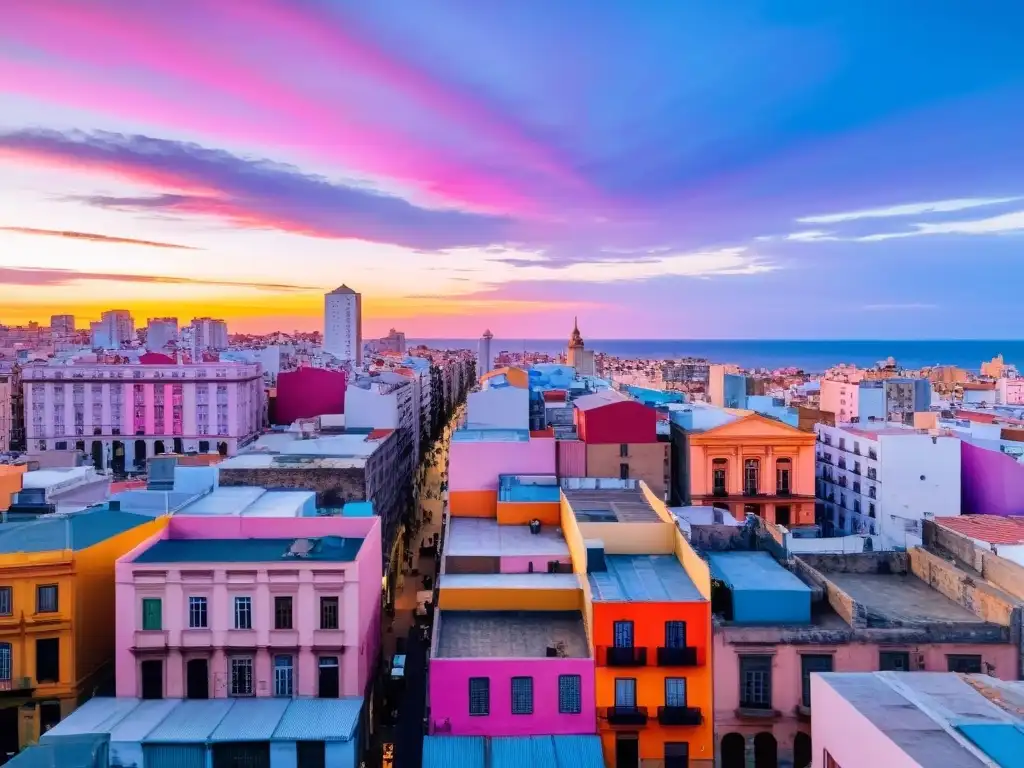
<box><xmin>0</xmin><ymin>372</ymin><xmax>10</xmax><ymax>452</ymax></box>
<box><xmin>477</xmin><ymin>329</ymin><xmax>494</xmax><ymax>381</ymax></box>
<box><xmin>90</xmin><ymin>310</ymin><xmax>134</xmax><ymax>350</ymax></box>
<box><xmin>274</xmin><ymin>367</ymin><xmax>346</xmax><ymax>426</ymax></box>
<box><xmin>145</xmin><ymin>318</ymin><xmax>179</xmax><ymax>353</ymax></box>
<box><xmin>324</xmin><ymin>285</ymin><xmax>362</xmax><ymax>364</ymax></box>
<box><xmin>22</xmin><ymin>361</ymin><xmax>264</xmax><ymax>473</ymax></box>
<box><xmin>188</xmin><ymin>317</ymin><xmax>229</xmax><ymax>352</ymax></box>
<box><xmin>49</xmin><ymin>315</ymin><xmax>75</xmax><ymax>339</ymax></box>
<box><xmin>815</xmin><ymin>423</ymin><xmax>961</xmax><ymax>546</ymax></box>
<box><xmin>115</xmin><ymin>516</ymin><xmax>381</xmax><ymax>701</ymax></box>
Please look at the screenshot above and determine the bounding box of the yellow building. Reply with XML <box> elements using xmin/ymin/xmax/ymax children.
<box><xmin>0</xmin><ymin>509</ymin><xmax>167</xmax><ymax>752</ymax></box>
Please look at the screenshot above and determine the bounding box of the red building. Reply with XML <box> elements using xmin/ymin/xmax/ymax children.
<box><xmin>274</xmin><ymin>367</ymin><xmax>346</xmax><ymax>425</ymax></box>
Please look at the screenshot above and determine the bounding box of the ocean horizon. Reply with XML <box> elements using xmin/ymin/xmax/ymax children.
<box><xmin>407</xmin><ymin>339</ymin><xmax>1024</xmax><ymax>373</ymax></box>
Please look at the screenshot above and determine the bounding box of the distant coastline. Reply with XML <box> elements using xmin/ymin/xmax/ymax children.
<box><xmin>407</xmin><ymin>339</ymin><xmax>1024</xmax><ymax>373</ymax></box>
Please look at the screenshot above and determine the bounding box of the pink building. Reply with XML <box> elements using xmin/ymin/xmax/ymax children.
<box><xmin>961</xmin><ymin>440</ymin><xmax>1024</xmax><ymax>516</ymax></box>
<box><xmin>22</xmin><ymin>360</ymin><xmax>264</xmax><ymax>473</ymax></box>
<box><xmin>275</xmin><ymin>367</ymin><xmax>346</xmax><ymax>426</ymax></box>
<box><xmin>115</xmin><ymin>515</ymin><xmax>381</xmax><ymax>701</ymax></box>
<box><xmin>818</xmin><ymin>378</ymin><xmax>859</xmax><ymax>423</ymax></box>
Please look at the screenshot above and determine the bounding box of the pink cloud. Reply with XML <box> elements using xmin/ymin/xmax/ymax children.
<box><xmin>2</xmin><ymin>1</ymin><xmax>543</xmax><ymax>216</ymax></box>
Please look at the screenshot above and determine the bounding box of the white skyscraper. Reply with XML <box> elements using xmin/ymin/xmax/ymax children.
<box><xmin>324</xmin><ymin>285</ymin><xmax>362</xmax><ymax>364</ymax></box>
<box><xmin>90</xmin><ymin>309</ymin><xmax>134</xmax><ymax>349</ymax></box>
<box><xmin>146</xmin><ymin>317</ymin><xmax>179</xmax><ymax>352</ymax></box>
<box><xmin>188</xmin><ymin>317</ymin><xmax>229</xmax><ymax>351</ymax></box>
<box><xmin>477</xmin><ymin>329</ymin><xmax>494</xmax><ymax>380</ymax></box>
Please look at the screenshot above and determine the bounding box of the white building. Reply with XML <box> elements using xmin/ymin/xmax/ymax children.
<box><xmin>188</xmin><ymin>317</ymin><xmax>229</xmax><ymax>351</ymax></box>
<box><xmin>0</xmin><ymin>371</ymin><xmax>10</xmax><ymax>452</ymax></box>
<box><xmin>477</xmin><ymin>329</ymin><xmax>493</xmax><ymax>380</ymax></box>
<box><xmin>324</xmin><ymin>285</ymin><xmax>362</xmax><ymax>364</ymax></box>
<box><xmin>815</xmin><ymin>422</ymin><xmax>961</xmax><ymax>548</ymax></box>
<box><xmin>22</xmin><ymin>360</ymin><xmax>264</xmax><ymax>473</ymax></box>
<box><xmin>50</xmin><ymin>314</ymin><xmax>75</xmax><ymax>339</ymax></box>
<box><xmin>90</xmin><ymin>309</ymin><xmax>134</xmax><ymax>350</ymax></box>
<box><xmin>146</xmin><ymin>317</ymin><xmax>178</xmax><ymax>352</ymax></box>
<box><xmin>466</xmin><ymin>380</ymin><xmax>530</xmax><ymax>430</ymax></box>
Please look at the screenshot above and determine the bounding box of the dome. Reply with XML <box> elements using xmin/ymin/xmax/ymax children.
<box><xmin>568</xmin><ymin>316</ymin><xmax>584</xmax><ymax>348</ymax></box>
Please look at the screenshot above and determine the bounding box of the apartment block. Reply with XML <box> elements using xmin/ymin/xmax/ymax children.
<box><xmin>448</xmin><ymin>429</ymin><xmax>556</xmax><ymax>518</ymax></box>
<box><xmin>22</xmin><ymin>360</ymin><xmax>264</xmax><ymax>473</ymax></box>
<box><xmin>0</xmin><ymin>508</ymin><xmax>167</xmax><ymax>752</ymax></box>
<box><xmin>115</xmin><ymin>515</ymin><xmax>381</xmax><ymax>702</ymax></box>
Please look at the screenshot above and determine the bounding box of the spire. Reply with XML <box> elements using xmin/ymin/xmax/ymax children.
<box><xmin>568</xmin><ymin>316</ymin><xmax>584</xmax><ymax>349</ymax></box>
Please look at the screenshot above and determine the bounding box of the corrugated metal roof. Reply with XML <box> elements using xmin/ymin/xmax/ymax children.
<box><xmin>956</xmin><ymin>722</ymin><xmax>1024</xmax><ymax>766</ymax></box>
<box><xmin>143</xmin><ymin>699</ymin><xmax>233</xmax><ymax>743</ymax></box>
<box><xmin>492</xmin><ymin>736</ymin><xmax>557</xmax><ymax>768</ymax></box>
<box><xmin>552</xmin><ymin>736</ymin><xmax>605</xmax><ymax>768</ymax></box>
<box><xmin>588</xmin><ymin>555</ymin><xmax>702</xmax><ymax>602</ymax></box>
<box><xmin>8</xmin><ymin>734</ymin><xmax>109</xmax><ymax>768</ymax></box>
<box><xmin>210</xmin><ymin>698</ymin><xmax>291</xmax><ymax>742</ymax></box>
<box><xmin>422</xmin><ymin>736</ymin><xmax>485</xmax><ymax>768</ymax></box>
<box><xmin>272</xmin><ymin>697</ymin><xmax>362</xmax><ymax>741</ymax></box>
<box><xmin>107</xmin><ymin>699</ymin><xmax>180</xmax><ymax>743</ymax></box>
<box><xmin>42</xmin><ymin>697</ymin><xmax>140</xmax><ymax>736</ymax></box>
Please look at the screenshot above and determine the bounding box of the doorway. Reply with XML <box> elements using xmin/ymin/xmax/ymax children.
<box><xmin>754</xmin><ymin>732</ymin><xmax>778</xmax><ymax>768</ymax></box>
<box><xmin>665</xmin><ymin>742</ymin><xmax>689</xmax><ymax>768</ymax></box>
<box><xmin>218</xmin><ymin>441</ymin><xmax>228</xmax><ymax>456</ymax></box>
<box><xmin>154</xmin><ymin>440</ymin><xmax>166</xmax><ymax>456</ymax></box>
<box><xmin>140</xmin><ymin>660</ymin><xmax>164</xmax><ymax>699</ymax></box>
<box><xmin>794</xmin><ymin>732</ymin><xmax>812</xmax><ymax>768</ymax></box>
<box><xmin>775</xmin><ymin>506</ymin><xmax>791</xmax><ymax>526</ymax></box>
<box><xmin>111</xmin><ymin>441</ymin><xmax>125</xmax><ymax>475</ymax></box>
<box><xmin>318</xmin><ymin>657</ymin><xmax>339</xmax><ymax>698</ymax></box>
<box><xmin>0</xmin><ymin>706</ymin><xmax>19</xmax><ymax>762</ymax></box>
<box><xmin>614</xmin><ymin>733</ymin><xmax>639</xmax><ymax>768</ymax></box>
<box><xmin>38</xmin><ymin>701</ymin><xmax>61</xmax><ymax>734</ymax></box>
<box><xmin>721</xmin><ymin>733</ymin><xmax>745</xmax><ymax>768</ymax></box>
<box><xmin>186</xmin><ymin>659</ymin><xmax>209</xmax><ymax>699</ymax></box>
<box><xmin>91</xmin><ymin>441</ymin><xmax>104</xmax><ymax>470</ymax></box>
<box><xmin>173</xmin><ymin>437</ymin><xmax>183</xmax><ymax>454</ymax></box>
<box><xmin>134</xmin><ymin>440</ymin><xmax>147</xmax><ymax>470</ymax></box>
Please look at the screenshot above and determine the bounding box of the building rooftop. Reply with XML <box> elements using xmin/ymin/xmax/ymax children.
<box><xmin>439</xmin><ymin>573</ymin><xmax>579</xmax><ymax>590</ymax></box>
<box><xmin>423</xmin><ymin>735</ymin><xmax>605</xmax><ymax>768</ymax></box>
<box><xmin>435</xmin><ymin>611</ymin><xmax>590</xmax><ymax>659</ymax></box>
<box><xmin>498</xmin><ymin>475</ymin><xmax>561</xmax><ymax>503</ymax></box>
<box><xmin>823</xmin><ymin>571</ymin><xmax>985</xmax><ymax>624</ymax></box>
<box><xmin>563</xmin><ymin>487</ymin><xmax>660</xmax><ymax>523</ymax></box>
<box><xmin>937</xmin><ymin>515</ymin><xmax>1024</xmax><ymax>545</ymax></box>
<box><xmin>0</xmin><ymin>509</ymin><xmax>156</xmax><ymax>555</ymax></box>
<box><xmin>176</xmin><ymin>488</ymin><xmax>315</xmax><ymax>518</ymax></box>
<box><xmin>451</xmin><ymin>429</ymin><xmax>531</xmax><ymax>443</ymax></box>
<box><xmin>446</xmin><ymin>518</ymin><xmax>568</xmax><ymax>559</ymax></box>
<box><xmin>588</xmin><ymin>555</ymin><xmax>703</xmax><ymax>602</ymax></box>
<box><xmin>708</xmin><ymin>551</ymin><xmax>811</xmax><ymax>593</ymax></box>
<box><xmin>101</xmin><ymin>489</ymin><xmax>201</xmax><ymax>517</ymax></box>
<box><xmin>43</xmin><ymin>696</ymin><xmax>363</xmax><ymax>745</ymax></box>
<box><xmin>573</xmin><ymin>390</ymin><xmax>629</xmax><ymax>412</ymax></box>
<box><xmin>132</xmin><ymin>535</ymin><xmax>363</xmax><ymax>564</ymax></box>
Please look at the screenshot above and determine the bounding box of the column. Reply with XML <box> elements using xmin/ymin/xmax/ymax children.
<box><xmin>729</xmin><ymin>447</ymin><xmax>743</xmax><ymax>495</ymax></box>
<box><xmin>166</xmin><ymin>650</ymin><xmax>184</xmax><ymax>698</ymax></box>
<box><xmin>764</xmin><ymin>446</ymin><xmax>776</xmax><ymax>495</ymax></box>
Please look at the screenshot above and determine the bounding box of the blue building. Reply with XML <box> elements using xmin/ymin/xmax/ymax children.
<box><xmin>858</xmin><ymin>378</ymin><xmax>932</xmax><ymax>422</ymax></box>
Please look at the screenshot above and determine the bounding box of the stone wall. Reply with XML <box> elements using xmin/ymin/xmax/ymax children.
<box><xmin>218</xmin><ymin>466</ymin><xmax>367</xmax><ymax>506</ymax></box>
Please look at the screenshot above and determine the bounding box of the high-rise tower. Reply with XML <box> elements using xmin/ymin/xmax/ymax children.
<box><xmin>478</xmin><ymin>329</ymin><xmax>494</xmax><ymax>380</ymax></box>
<box><xmin>324</xmin><ymin>285</ymin><xmax>362</xmax><ymax>364</ymax></box>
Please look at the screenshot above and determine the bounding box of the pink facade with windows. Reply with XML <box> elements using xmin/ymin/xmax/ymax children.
<box><xmin>448</xmin><ymin>436</ymin><xmax>556</xmax><ymax>491</ymax></box>
<box><xmin>114</xmin><ymin>515</ymin><xmax>381</xmax><ymax>700</ymax></box>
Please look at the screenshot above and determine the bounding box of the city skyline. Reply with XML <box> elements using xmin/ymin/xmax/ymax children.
<box><xmin>2</xmin><ymin>2</ymin><xmax>1023</xmax><ymax>338</ymax></box>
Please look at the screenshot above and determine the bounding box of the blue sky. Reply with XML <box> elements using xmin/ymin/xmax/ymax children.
<box><xmin>0</xmin><ymin>1</ymin><xmax>1022</xmax><ymax>337</ymax></box>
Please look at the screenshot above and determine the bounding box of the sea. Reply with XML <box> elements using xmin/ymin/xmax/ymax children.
<box><xmin>407</xmin><ymin>339</ymin><xmax>1024</xmax><ymax>374</ymax></box>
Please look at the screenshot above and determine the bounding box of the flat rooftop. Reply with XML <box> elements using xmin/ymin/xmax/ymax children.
<box><xmin>133</xmin><ymin>535</ymin><xmax>363</xmax><ymax>564</ymax></box>
<box><xmin>436</xmin><ymin>611</ymin><xmax>589</xmax><ymax>659</ymax></box>
<box><xmin>709</xmin><ymin>551</ymin><xmax>811</xmax><ymax>593</ymax></box>
<box><xmin>446</xmin><ymin>518</ymin><xmax>568</xmax><ymax>559</ymax></box>
<box><xmin>824</xmin><ymin>572</ymin><xmax>983</xmax><ymax>624</ymax></box>
<box><xmin>451</xmin><ymin>429</ymin><xmax>530</xmax><ymax>443</ymax></box>
<box><xmin>498</xmin><ymin>475</ymin><xmax>561</xmax><ymax>503</ymax></box>
<box><xmin>563</xmin><ymin>487</ymin><xmax>661</xmax><ymax>523</ymax></box>
<box><xmin>439</xmin><ymin>573</ymin><xmax>579</xmax><ymax>590</ymax></box>
<box><xmin>588</xmin><ymin>555</ymin><xmax>702</xmax><ymax>602</ymax></box>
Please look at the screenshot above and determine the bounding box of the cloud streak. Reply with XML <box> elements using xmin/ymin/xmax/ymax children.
<box><xmin>0</xmin><ymin>129</ymin><xmax>512</xmax><ymax>250</ymax></box>
<box><xmin>0</xmin><ymin>226</ymin><xmax>200</xmax><ymax>250</ymax></box>
<box><xmin>0</xmin><ymin>266</ymin><xmax>316</xmax><ymax>291</ymax></box>
<box><xmin>798</xmin><ymin>197</ymin><xmax>1021</xmax><ymax>225</ymax></box>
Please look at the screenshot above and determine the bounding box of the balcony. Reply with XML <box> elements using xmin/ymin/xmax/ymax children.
<box><xmin>133</xmin><ymin>630</ymin><xmax>169</xmax><ymax>651</ymax></box>
<box><xmin>0</xmin><ymin>678</ymin><xmax>33</xmax><ymax>695</ymax></box>
<box><xmin>868</xmin><ymin>450</ymin><xmax>878</xmax><ymax>460</ymax></box>
<box><xmin>602</xmin><ymin>706</ymin><xmax>649</xmax><ymax>726</ymax></box>
<box><xmin>711</xmin><ymin>488</ymin><xmax>729</xmax><ymax>498</ymax></box>
<box><xmin>776</xmin><ymin>487</ymin><xmax>792</xmax><ymax>497</ymax></box>
<box><xmin>601</xmin><ymin>646</ymin><xmax>647</xmax><ymax>667</ymax></box>
<box><xmin>658</xmin><ymin>706</ymin><xmax>703</xmax><ymax>726</ymax></box>
<box><xmin>656</xmin><ymin>646</ymin><xmax>699</xmax><ymax>667</ymax></box>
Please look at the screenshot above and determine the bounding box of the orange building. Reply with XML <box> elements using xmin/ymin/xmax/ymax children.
<box><xmin>0</xmin><ymin>465</ymin><xmax>26</xmax><ymax>511</ymax></box>
<box><xmin>685</xmin><ymin>413</ymin><xmax>817</xmax><ymax>527</ymax></box>
<box><xmin>561</xmin><ymin>479</ymin><xmax>714</xmax><ymax>768</ymax></box>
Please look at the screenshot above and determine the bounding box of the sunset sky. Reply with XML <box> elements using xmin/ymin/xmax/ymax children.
<box><xmin>2</xmin><ymin>2</ymin><xmax>1023</xmax><ymax>338</ymax></box>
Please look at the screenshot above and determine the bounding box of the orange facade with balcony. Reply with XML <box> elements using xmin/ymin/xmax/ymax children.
<box><xmin>687</xmin><ymin>414</ymin><xmax>816</xmax><ymax>527</ymax></box>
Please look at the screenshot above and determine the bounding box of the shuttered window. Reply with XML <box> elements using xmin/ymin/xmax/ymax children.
<box><xmin>142</xmin><ymin>598</ymin><xmax>162</xmax><ymax>630</ymax></box>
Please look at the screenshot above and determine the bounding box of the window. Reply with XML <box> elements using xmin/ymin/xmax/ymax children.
<box><xmin>947</xmin><ymin>654</ymin><xmax>983</xmax><ymax>674</ymax></box>
<box><xmin>619</xmin><ymin>463</ymin><xmax>630</xmax><ymax>480</ymax></box>
<box><xmin>234</xmin><ymin>596</ymin><xmax>252</xmax><ymax>630</ymax></box>
<box><xmin>274</xmin><ymin>596</ymin><xmax>293</xmax><ymax>630</ymax></box>
<box><xmin>469</xmin><ymin>677</ymin><xmax>489</xmax><ymax>716</ymax></box>
<box><xmin>36</xmin><ymin>638</ymin><xmax>60</xmax><ymax>683</ymax></box>
<box><xmin>801</xmin><ymin>654</ymin><xmax>833</xmax><ymax>707</ymax></box>
<box><xmin>744</xmin><ymin>459</ymin><xmax>759</xmax><ymax>495</ymax></box>
<box><xmin>320</xmin><ymin>596</ymin><xmax>339</xmax><ymax>630</ymax></box>
<box><xmin>613</xmin><ymin>620</ymin><xmax>634</xmax><ymax>648</ymax></box>
<box><xmin>665</xmin><ymin>621</ymin><xmax>687</xmax><ymax>648</ymax></box>
<box><xmin>188</xmin><ymin>597</ymin><xmax>208</xmax><ymax>629</ymax></box>
<box><xmin>619</xmin><ymin>443</ymin><xmax>629</xmax><ymax>458</ymax></box>
<box><xmin>273</xmin><ymin>655</ymin><xmax>294</xmax><ymax>697</ymax></box>
<box><xmin>665</xmin><ymin>678</ymin><xmax>687</xmax><ymax>707</ymax></box>
<box><xmin>36</xmin><ymin>585</ymin><xmax>58</xmax><ymax>613</ymax></box>
<box><xmin>879</xmin><ymin>651</ymin><xmax>910</xmax><ymax>672</ymax></box>
<box><xmin>712</xmin><ymin>459</ymin><xmax>727</xmax><ymax>495</ymax></box>
<box><xmin>0</xmin><ymin>643</ymin><xmax>10</xmax><ymax>682</ymax></box>
<box><xmin>511</xmin><ymin>676</ymin><xmax>533</xmax><ymax>715</ymax></box>
<box><xmin>614</xmin><ymin>678</ymin><xmax>637</xmax><ymax>708</ymax></box>
<box><xmin>141</xmin><ymin>598</ymin><xmax>162</xmax><ymax>631</ymax></box>
<box><xmin>558</xmin><ymin>674</ymin><xmax>582</xmax><ymax>714</ymax></box>
<box><xmin>230</xmin><ymin>657</ymin><xmax>254</xmax><ymax>696</ymax></box>
<box><xmin>776</xmin><ymin>459</ymin><xmax>791</xmax><ymax>494</ymax></box>
<box><xmin>0</xmin><ymin>587</ymin><xmax>11</xmax><ymax>616</ymax></box>
<box><xmin>739</xmin><ymin>655</ymin><xmax>772</xmax><ymax>709</ymax></box>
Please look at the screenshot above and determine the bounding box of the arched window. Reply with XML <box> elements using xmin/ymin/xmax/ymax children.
<box><xmin>721</xmin><ymin>733</ymin><xmax>745</xmax><ymax>768</ymax></box>
<box><xmin>793</xmin><ymin>732</ymin><xmax>812</xmax><ymax>768</ymax></box>
<box><xmin>753</xmin><ymin>732</ymin><xmax>778</xmax><ymax>768</ymax></box>
<box><xmin>776</xmin><ymin>458</ymin><xmax>792</xmax><ymax>495</ymax></box>
<box><xmin>744</xmin><ymin>459</ymin><xmax>760</xmax><ymax>496</ymax></box>
<box><xmin>712</xmin><ymin>458</ymin><xmax>728</xmax><ymax>496</ymax></box>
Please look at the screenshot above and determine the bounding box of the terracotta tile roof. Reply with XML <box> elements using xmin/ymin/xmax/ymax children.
<box><xmin>367</xmin><ymin>428</ymin><xmax>395</xmax><ymax>440</ymax></box>
<box><xmin>937</xmin><ymin>515</ymin><xmax>1024</xmax><ymax>545</ymax></box>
